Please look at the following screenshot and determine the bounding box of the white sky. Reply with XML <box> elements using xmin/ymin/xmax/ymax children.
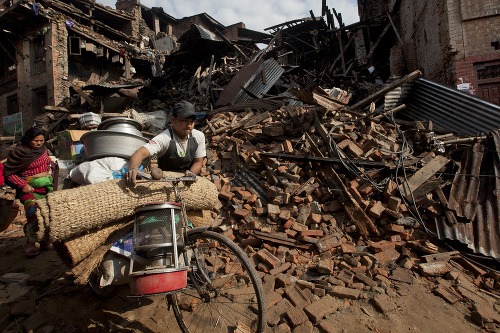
<box><xmin>98</xmin><ymin>0</ymin><xmax>359</xmax><ymax>33</ymax></box>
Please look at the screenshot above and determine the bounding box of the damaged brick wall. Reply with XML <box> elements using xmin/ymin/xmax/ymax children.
<box><xmin>397</xmin><ymin>0</ymin><xmax>454</xmax><ymax>85</ymax></box>
<box><xmin>115</xmin><ymin>0</ymin><xmax>140</xmax><ymax>39</ymax></box>
<box><xmin>449</xmin><ymin>0</ymin><xmax>500</xmax><ymax>99</ymax></box>
<box><xmin>16</xmin><ymin>25</ymin><xmax>55</xmax><ymax>130</ymax></box>
<box><xmin>51</xmin><ymin>19</ymin><xmax>70</xmax><ymax>108</ymax></box>
<box><xmin>3</xmin><ymin>21</ymin><xmax>70</xmax><ymax>131</ymax></box>
<box><xmin>450</xmin><ymin>0</ymin><xmax>500</xmax><ymax>58</ymax></box>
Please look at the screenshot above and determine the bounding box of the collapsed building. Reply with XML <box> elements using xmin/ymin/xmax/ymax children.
<box><xmin>0</xmin><ymin>0</ymin><xmax>499</xmax><ymax>331</ymax></box>
<box><xmin>0</xmin><ymin>0</ymin><xmax>269</xmax><ymax>132</ymax></box>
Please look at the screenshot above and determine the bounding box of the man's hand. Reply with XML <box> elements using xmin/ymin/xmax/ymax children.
<box><xmin>184</xmin><ymin>170</ymin><xmax>196</xmax><ymax>177</ymax></box>
<box><xmin>125</xmin><ymin>168</ymin><xmax>139</xmax><ymax>188</ymax></box>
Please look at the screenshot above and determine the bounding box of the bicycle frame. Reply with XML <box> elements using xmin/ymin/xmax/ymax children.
<box><xmin>128</xmin><ymin>175</ymin><xmax>197</xmax><ymax>296</ymax></box>
<box><xmin>90</xmin><ymin>173</ymin><xmax>267</xmax><ymax>333</ymax></box>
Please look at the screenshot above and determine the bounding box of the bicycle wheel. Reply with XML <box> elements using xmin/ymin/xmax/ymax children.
<box><xmin>169</xmin><ymin>229</ymin><xmax>267</xmax><ymax>333</ymax></box>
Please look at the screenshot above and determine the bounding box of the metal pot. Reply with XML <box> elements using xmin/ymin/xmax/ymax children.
<box><xmin>80</xmin><ymin>130</ymin><xmax>148</xmax><ymax>160</ymax></box>
<box><xmin>97</xmin><ymin>117</ymin><xmax>143</xmax><ymax>137</ymax></box>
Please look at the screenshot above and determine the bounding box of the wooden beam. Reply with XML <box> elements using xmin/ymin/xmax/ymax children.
<box><xmin>365</xmin><ymin>21</ymin><xmax>392</xmax><ymax>61</ymax></box>
<box><xmin>348</xmin><ymin>70</ymin><xmax>422</xmax><ymax>113</ymax></box>
<box><xmin>215</xmin><ymin>29</ymin><xmax>250</xmax><ymax>62</ymax></box>
<box><xmin>69</xmin><ymin>82</ymin><xmax>95</xmax><ymax>108</ymax></box>
<box><xmin>311</xmin><ymin>119</ymin><xmax>379</xmax><ymax>237</ymax></box>
<box><xmin>401</xmin><ymin>155</ymin><xmax>450</xmax><ymax>199</ymax></box>
<box><xmin>319</xmin><ymin>165</ymin><xmax>380</xmax><ymax>237</ymax></box>
<box><xmin>0</xmin><ymin>41</ymin><xmax>15</xmax><ymax>63</ymax></box>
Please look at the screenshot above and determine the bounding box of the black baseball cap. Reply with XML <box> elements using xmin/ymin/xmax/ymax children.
<box><xmin>173</xmin><ymin>100</ymin><xmax>196</xmax><ymax>119</ymax></box>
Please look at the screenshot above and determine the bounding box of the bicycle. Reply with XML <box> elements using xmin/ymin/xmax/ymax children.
<box><xmin>89</xmin><ymin>172</ymin><xmax>267</xmax><ymax>333</ymax></box>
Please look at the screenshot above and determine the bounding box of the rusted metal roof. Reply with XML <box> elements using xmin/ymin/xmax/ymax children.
<box><xmin>215</xmin><ymin>58</ymin><xmax>285</xmax><ymax>107</ymax></box>
<box><xmin>402</xmin><ymin>78</ymin><xmax>500</xmax><ymax>136</ymax></box>
<box><xmin>232</xmin><ymin>167</ymin><xmax>268</xmax><ymax>203</ymax></box>
<box><xmin>436</xmin><ymin>130</ymin><xmax>500</xmax><ymax>259</ymax></box>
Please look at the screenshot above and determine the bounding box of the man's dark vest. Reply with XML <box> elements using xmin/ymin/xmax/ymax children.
<box><xmin>158</xmin><ymin>128</ymin><xmax>196</xmax><ymax>171</ymax></box>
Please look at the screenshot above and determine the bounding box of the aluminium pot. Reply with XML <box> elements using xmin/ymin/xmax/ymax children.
<box><xmin>80</xmin><ymin>130</ymin><xmax>148</xmax><ymax>161</ymax></box>
<box><xmin>97</xmin><ymin>117</ymin><xmax>143</xmax><ymax>137</ymax></box>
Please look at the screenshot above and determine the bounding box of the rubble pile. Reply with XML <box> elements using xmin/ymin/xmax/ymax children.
<box><xmin>1</xmin><ymin>2</ymin><xmax>499</xmax><ymax>331</ymax></box>
<box><xmin>195</xmin><ymin>90</ymin><xmax>500</xmax><ymax>330</ymax></box>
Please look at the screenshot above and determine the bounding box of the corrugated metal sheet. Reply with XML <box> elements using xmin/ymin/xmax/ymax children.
<box><xmin>435</xmin><ymin>130</ymin><xmax>500</xmax><ymax>259</ymax></box>
<box><xmin>384</xmin><ymin>81</ymin><xmax>412</xmax><ymax>111</ymax></box>
<box><xmin>216</xmin><ymin>58</ymin><xmax>285</xmax><ymax>107</ymax></box>
<box><xmin>402</xmin><ymin>78</ymin><xmax>500</xmax><ymax>136</ymax></box>
<box><xmin>232</xmin><ymin>168</ymin><xmax>268</xmax><ymax>203</ymax></box>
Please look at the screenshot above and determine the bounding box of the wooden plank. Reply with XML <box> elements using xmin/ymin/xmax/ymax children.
<box><xmin>320</xmin><ymin>166</ymin><xmax>380</xmax><ymax>237</ymax></box>
<box><xmin>434</xmin><ymin>185</ymin><xmax>458</xmax><ymax>225</ymax></box>
<box><xmin>304</xmin><ymin>132</ymin><xmax>324</xmax><ymax>157</ymax></box>
<box><xmin>242</xmin><ymin>111</ymin><xmax>271</xmax><ymax>129</ymax></box>
<box><xmin>402</xmin><ymin>155</ymin><xmax>450</xmax><ymax>198</ymax></box>
<box><xmin>314</xmin><ymin>116</ymin><xmax>331</xmax><ymax>149</ymax></box>
<box><xmin>313</xmin><ymin>91</ymin><xmax>346</xmax><ymax>112</ymax></box>
<box><xmin>69</xmin><ymin>82</ymin><xmax>97</xmax><ymax>111</ymax></box>
<box><xmin>409</xmin><ymin>180</ymin><xmax>441</xmax><ymax>201</ymax></box>
<box><xmin>348</xmin><ymin>70</ymin><xmax>422</xmax><ymax>113</ymax></box>
<box><xmin>286</xmin><ymin>106</ymin><xmax>301</xmax><ymax>127</ymax></box>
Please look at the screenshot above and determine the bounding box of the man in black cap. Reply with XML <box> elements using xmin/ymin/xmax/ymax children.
<box><xmin>126</xmin><ymin>100</ymin><xmax>206</xmax><ymax>187</ymax></box>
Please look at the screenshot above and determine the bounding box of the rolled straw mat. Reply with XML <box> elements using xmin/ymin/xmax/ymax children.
<box><xmin>71</xmin><ymin>224</ymin><xmax>132</xmax><ymax>286</ymax></box>
<box><xmin>187</xmin><ymin>209</ymin><xmax>214</xmax><ymax>227</ymax></box>
<box><xmin>54</xmin><ymin>218</ymin><xmax>133</xmax><ymax>267</ymax></box>
<box><xmin>35</xmin><ymin>172</ymin><xmax>219</xmax><ymax>243</ymax></box>
<box><xmin>57</xmin><ymin>210</ymin><xmax>211</xmax><ymax>267</ymax></box>
<box><xmin>68</xmin><ymin>210</ymin><xmax>211</xmax><ymax>284</ymax></box>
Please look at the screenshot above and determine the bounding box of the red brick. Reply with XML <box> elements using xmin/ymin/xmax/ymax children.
<box><xmin>284</xmin><ymin>306</ymin><xmax>309</xmax><ymax>328</ymax></box>
<box><xmin>371</xmin><ymin>294</ymin><xmax>397</xmax><ymax>314</ymax></box>
<box><xmin>284</xmin><ymin>284</ymin><xmax>312</xmax><ymax>308</ymax></box>
<box><xmin>304</xmin><ymin>295</ymin><xmax>339</xmax><ymax>323</ymax></box>
<box><xmin>218</xmin><ymin>191</ymin><xmax>234</xmax><ymax>201</ymax></box>
<box><xmin>256</xmin><ymin>248</ymin><xmax>281</xmax><ymax>268</ymax></box>
<box><xmin>233</xmin><ymin>208</ymin><xmax>250</xmax><ymax>219</ymax></box>
<box><xmin>299</xmin><ymin>230</ymin><xmax>324</xmax><ymax>237</ymax></box>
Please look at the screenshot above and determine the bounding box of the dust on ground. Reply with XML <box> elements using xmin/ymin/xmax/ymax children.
<box><xmin>0</xmin><ymin>213</ymin><xmax>497</xmax><ymax>333</ymax></box>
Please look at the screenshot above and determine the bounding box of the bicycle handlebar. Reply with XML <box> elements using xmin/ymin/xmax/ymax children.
<box><xmin>136</xmin><ymin>172</ymin><xmax>197</xmax><ymax>184</ymax></box>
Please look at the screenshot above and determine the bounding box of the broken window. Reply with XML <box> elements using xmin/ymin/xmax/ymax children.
<box><xmin>69</xmin><ymin>36</ymin><xmax>82</xmax><ymax>55</ymax></box>
<box><xmin>32</xmin><ymin>86</ymin><xmax>47</xmax><ymax>115</ymax></box>
<box><xmin>30</xmin><ymin>35</ymin><xmax>46</xmax><ymax>74</ymax></box>
<box><xmin>6</xmin><ymin>94</ymin><xmax>18</xmax><ymax>115</ymax></box>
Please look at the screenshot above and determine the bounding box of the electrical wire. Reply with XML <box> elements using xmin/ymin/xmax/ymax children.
<box><xmin>325</xmin><ymin>106</ymin><xmax>414</xmax><ymax>192</ymax></box>
<box><xmin>388</xmin><ymin>113</ymin><xmax>500</xmax><ymax>273</ymax></box>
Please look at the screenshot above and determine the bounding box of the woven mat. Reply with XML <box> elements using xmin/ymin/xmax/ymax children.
<box><xmin>35</xmin><ymin>172</ymin><xmax>219</xmax><ymax>243</ymax></box>
<box><xmin>188</xmin><ymin>209</ymin><xmax>214</xmax><ymax>227</ymax></box>
<box><xmin>70</xmin><ymin>225</ymin><xmax>131</xmax><ymax>286</ymax></box>
<box><xmin>68</xmin><ymin>209</ymin><xmax>210</xmax><ymax>284</ymax></box>
<box><xmin>54</xmin><ymin>218</ymin><xmax>133</xmax><ymax>267</ymax></box>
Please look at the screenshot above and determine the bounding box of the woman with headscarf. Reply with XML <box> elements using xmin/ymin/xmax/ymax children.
<box><xmin>3</xmin><ymin>127</ymin><xmax>54</xmax><ymax>257</ymax></box>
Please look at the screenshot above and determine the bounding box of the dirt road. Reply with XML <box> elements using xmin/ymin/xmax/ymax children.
<box><xmin>0</xmin><ymin>217</ymin><xmax>497</xmax><ymax>332</ymax></box>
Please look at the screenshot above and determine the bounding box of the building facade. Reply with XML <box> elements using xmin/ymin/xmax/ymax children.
<box><xmin>358</xmin><ymin>0</ymin><xmax>500</xmax><ymax>105</ymax></box>
<box><xmin>0</xmin><ymin>0</ymin><xmax>259</xmax><ymax>135</ymax></box>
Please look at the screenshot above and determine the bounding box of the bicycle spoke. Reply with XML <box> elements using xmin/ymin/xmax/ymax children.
<box><xmin>170</xmin><ymin>230</ymin><xmax>266</xmax><ymax>333</ymax></box>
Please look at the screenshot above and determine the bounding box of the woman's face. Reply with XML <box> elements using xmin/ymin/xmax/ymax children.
<box><xmin>29</xmin><ymin>134</ymin><xmax>45</xmax><ymax>149</ymax></box>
